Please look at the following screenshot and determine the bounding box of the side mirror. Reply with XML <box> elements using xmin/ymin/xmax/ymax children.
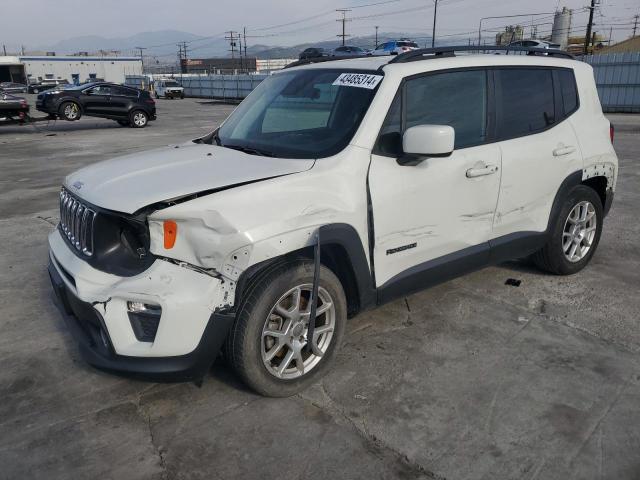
<box><xmin>399</xmin><ymin>125</ymin><xmax>455</xmax><ymax>165</ymax></box>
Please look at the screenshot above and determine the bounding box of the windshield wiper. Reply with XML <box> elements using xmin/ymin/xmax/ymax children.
<box><xmin>223</xmin><ymin>144</ymin><xmax>275</xmax><ymax>157</ymax></box>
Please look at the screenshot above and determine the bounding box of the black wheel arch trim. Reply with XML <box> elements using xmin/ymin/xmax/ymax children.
<box><xmin>547</xmin><ymin>170</ymin><xmax>583</xmax><ymax>232</ymax></box>
<box><xmin>234</xmin><ymin>223</ymin><xmax>376</xmax><ymax>316</ymax></box>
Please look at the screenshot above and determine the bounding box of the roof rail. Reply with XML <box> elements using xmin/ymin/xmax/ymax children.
<box><xmin>284</xmin><ymin>54</ymin><xmax>375</xmax><ymax>69</ymax></box>
<box><xmin>388</xmin><ymin>45</ymin><xmax>575</xmax><ymax>63</ymax></box>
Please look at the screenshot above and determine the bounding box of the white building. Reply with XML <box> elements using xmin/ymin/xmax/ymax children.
<box><xmin>0</xmin><ymin>55</ymin><xmax>142</xmax><ymax>85</ymax></box>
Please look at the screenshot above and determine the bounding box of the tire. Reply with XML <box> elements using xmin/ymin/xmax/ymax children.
<box><xmin>59</xmin><ymin>101</ymin><xmax>81</xmax><ymax>121</ymax></box>
<box><xmin>116</xmin><ymin>120</ymin><xmax>129</xmax><ymax>127</ymax></box>
<box><xmin>532</xmin><ymin>185</ymin><xmax>603</xmax><ymax>275</ymax></box>
<box><xmin>226</xmin><ymin>260</ymin><xmax>347</xmax><ymax>397</ymax></box>
<box><xmin>129</xmin><ymin>110</ymin><xmax>148</xmax><ymax>128</ymax></box>
<box><xmin>180</xmin><ymin>94</ymin><xmax>184</xmax><ymax>99</ymax></box>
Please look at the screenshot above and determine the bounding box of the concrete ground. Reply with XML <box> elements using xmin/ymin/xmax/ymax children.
<box><xmin>1</xmin><ymin>97</ymin><xmax>639</xmax><ymax>480</ymax></box>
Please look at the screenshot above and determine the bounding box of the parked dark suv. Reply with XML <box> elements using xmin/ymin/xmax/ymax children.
<box><xmin>36</xmin><ymin>82</ymin><xmax>156</xmax><ymax>128</ymax></box>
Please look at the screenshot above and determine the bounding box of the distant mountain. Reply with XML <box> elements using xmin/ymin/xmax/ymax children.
<box><xmin>36</xmin><ymin>30</ymin><xmax>209</xmax><ymax>56</ymax></box>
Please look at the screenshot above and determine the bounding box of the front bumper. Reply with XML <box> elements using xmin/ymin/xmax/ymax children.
<box><xmin>48</xmin><ymin>229</ymin><xmax>234</xmax><ymax>380</ymax></box>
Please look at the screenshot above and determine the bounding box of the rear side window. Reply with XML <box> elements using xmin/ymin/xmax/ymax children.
<box><xmin>557</xmin><ymin>69</ymin><xmax>578</xmax><ymax>116</ymax></box>
<box><xmin>405</xmin><ymin>69</ymin><xmax>488</xmax><ymax>149</ymax></box>
<box><xmin>112</xmin><ymin>86</ymin><xmax>138</xmax><ymax>97</ymax></box>
<box><xmin>495</xmin><ymin>68</ymin><xmax>555</xmax><ymax>139</ymax></box>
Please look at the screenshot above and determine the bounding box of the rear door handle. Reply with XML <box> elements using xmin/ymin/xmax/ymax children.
<box><xmin>466</xmin><ymin>164</ymin><xmax>499</xmax><ymax>178</ymax></box>
<box><xmin>553</xmin><ymin>145</ymin><xmax>576</xmax><ymax>156</ymax></box>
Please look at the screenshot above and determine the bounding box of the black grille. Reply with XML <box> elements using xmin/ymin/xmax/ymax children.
<box><xmin>59</xmin><ymin>188</ymin><xmax>96</xmax><ymax>256</ymax></box>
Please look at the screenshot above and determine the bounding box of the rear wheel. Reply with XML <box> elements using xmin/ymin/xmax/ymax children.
<box><xmin>226</xmin><ymin>260</ymin><xmax>346</xmax><ymax>397</ymax></box>
<box><xmin>129</xmin><ymin>110</ymin><xmax>148</xmax><ymax>128</ymax></box>
<box><xmin>532</xmin><ymin>185</ymin><xmax>603</xmax><ymax>275</ymax></box>
<box><xmin>59</xmin><ymin>101</ymin><xmax>81</xmax><ymax>121</ymax></box>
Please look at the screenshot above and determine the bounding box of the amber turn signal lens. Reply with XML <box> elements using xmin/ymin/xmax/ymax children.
<box><xmin>163</xmin><ymin>220</ymin><xmax>178</xmax><ymax>249</ymax></box>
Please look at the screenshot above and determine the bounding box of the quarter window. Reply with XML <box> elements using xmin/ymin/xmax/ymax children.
<box><xmin>405</xmin><ymin>69</ymin><xmax>488</xmax><ymax>149</ymax></box>
<box><xmin>495</xmin><ymin>68</ymin><xmax>555</xmax><ymax>139</ymax></box>
<box><xmin>557</xmin><ymin>69</ymin><xmax>578</xmax><ymax>116</ymax></box>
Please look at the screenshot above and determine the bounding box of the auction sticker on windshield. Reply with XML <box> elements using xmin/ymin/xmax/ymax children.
<box><xmin>333</xmin><ymin>73</ymin><xmax>383</xmax><ymax>89</ymax></box>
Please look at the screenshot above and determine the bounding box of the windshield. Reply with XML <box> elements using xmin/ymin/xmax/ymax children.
<box><xmin>164</xmin><ymin>81</ymin><xmax>180</xmax><ymax>86</ymax></box>
<box><xmin>216</xmin><ymin>69</ymin><xmax>381</xmax><ymax>159</ymax></box>
<box><xmin>398</xmin><ymin>41</ymin><xmax>418</xmax><ymax>48</ymax></box>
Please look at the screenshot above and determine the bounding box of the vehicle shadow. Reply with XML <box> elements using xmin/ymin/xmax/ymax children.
<box><xmin>0</xmin><ymin>120</ymin><xmax>144</xmax><ymax>135</ymax></box>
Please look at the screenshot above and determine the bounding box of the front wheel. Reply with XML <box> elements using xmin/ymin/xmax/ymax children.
<box><xmin>532</xmin><ymin>185</ymin><xmax>603</xmax><ymax>275</ymax></box>
<box><xmin>129</xmin><ymin>110</ymin><xmax>148</xmax><ymax>128</ymax></box>
<box><xmin>59</xmin><ymin>101</ymin><xmax>81</xmax><ymax>121</ymax></box>
<box><xmin>226</xmin><ymin>260</ymin><xmax>347</xmax><ymax>397</ymax></box>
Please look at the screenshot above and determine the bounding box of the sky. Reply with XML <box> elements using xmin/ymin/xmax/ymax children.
<box><xmin>1</xmin><ymin>0</ymin><xmax>639</xmax><ymax>52</ymax></box>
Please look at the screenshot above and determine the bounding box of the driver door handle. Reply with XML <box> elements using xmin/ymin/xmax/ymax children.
<box><xmin>466</xmin><ymin>164</ymin><xmax>499</xmax><ymax>178</ymax></box>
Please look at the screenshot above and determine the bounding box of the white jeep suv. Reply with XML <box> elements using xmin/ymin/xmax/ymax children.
<box><xmin>48</xmin><ymin>47</ymin><xmax>618</xmax><ymax>397</ymax></box>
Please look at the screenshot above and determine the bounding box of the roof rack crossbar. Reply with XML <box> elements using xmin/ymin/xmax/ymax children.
<box><xmin>388</xmin><ymin>45</ymin><xmax>574</xmax><ymax>63</ymax></box>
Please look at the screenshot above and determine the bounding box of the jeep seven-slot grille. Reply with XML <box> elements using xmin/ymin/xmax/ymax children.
<box><xmin>59</xmin><ymin>188</ymin><xmax>96</xmax><ymax>256</ymax></box>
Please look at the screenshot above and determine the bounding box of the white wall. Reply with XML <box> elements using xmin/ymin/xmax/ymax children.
<box><xmin>18</xmin><ymin>56</ymin><xmax>142</xmax><ymax>84</ymax></box>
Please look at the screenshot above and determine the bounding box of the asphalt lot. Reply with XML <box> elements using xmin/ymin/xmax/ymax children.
<box><xmin>1</xmin><ymin>96</ymin><xmax>639</xmax><ymax>480</ymax></box>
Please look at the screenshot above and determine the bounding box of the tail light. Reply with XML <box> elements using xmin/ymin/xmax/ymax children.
<box><xmin>145</xmin><ymin>98</ymin><xmax>155</xmax><ymax>105</ymax></box>
<box><xmin>609</xmin><ymin>123</ymin><xmax>614</xmax><ymax>144</ymax></box>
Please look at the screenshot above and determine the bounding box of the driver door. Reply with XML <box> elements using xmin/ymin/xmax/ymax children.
<box><xmin>368</xmin><ymin>68</ymin><xmax>502</xmax><ymax>293</ymax></box>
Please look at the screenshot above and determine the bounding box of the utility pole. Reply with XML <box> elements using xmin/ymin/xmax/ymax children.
<box><xmin>431</xmin><ymin>0</ymin><xmax>439</xmax><ymax>48</ymax></box>
<box><xmin>177</xmin><ymin>42</ymin><xmax>188</xmax><ymax>73</ymax></box>
<box><xmin>135</xmin><ymin>46</ymin><xmax>146</xmax><ymax>73</ymax></box>
<box><xmin>225</xmin><ymin>31</ymin><xmax>238</xmax><ymax>59</ymax></box>
<box><xmin>2</xmin><ymin>45</ymin><xmax>6</xmax><ymax>56</ymax></box>
<box><xmin>243</xmin><ymin>26</ymin><xmax>247</xmax><ymax>59</ymax></box>
<box><xmin>633</xmin><ymin>14</ymin><xmax>639</xmax><ymax>37</ymax></box>
<box><xmin>336</xmin><ymin>9</ymin><xmax>351</xmax><ymax>46</ymax></box>
<box><xmin>375</xmin><ymin>26</ymin><xmax>379</xmax><ymax>47</ymax></box>
<box><xmin>584</xmin><ymin>0</ymin><xmax>597</xmax><ymax>55</ymax></box>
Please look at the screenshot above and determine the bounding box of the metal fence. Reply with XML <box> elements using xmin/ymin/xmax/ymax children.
<box><xmin>583</xmin><ymin>52</ymin><xmax>640</xmax><ymax>113</ymax></box>
<box><xmin>125</xmin><ymin>73</ymin><xmax>269</xmax><ymax>100</ymax></box>
<box><xmin>179</xmin><ymin>74</ymin><xmax>268</xmax><ymax>100</ymax></box>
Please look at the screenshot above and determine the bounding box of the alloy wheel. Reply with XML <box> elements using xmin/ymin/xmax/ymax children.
<box><xmin>261</xmin><ymin>284</ymin><xmax>335</xmax><ymax>380</ymax></box>
<box><xmin>133</xmin><ymin>112</ymin><xmax>147</xmax><ymax>127</ymax></box>
<box><xmin>562</xmin><ymin>200</ymin><xmax>597</xmax><ymax>262</ymax></box>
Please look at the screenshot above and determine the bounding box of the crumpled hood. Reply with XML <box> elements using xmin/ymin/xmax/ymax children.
<box><xmin>64</xmin><ymin>143</ymin><xmax>315</xmax><ymax>214</ymax></box>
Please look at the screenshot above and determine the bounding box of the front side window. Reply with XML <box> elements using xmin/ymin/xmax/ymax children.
<box><xmin>496</xmin><ymin>68</ymin><xmax>555</xmax><ymax>139</ymax></box>
<box><xmin>217</xmin><ymin>69</ymin><xmax>380</xmax><ymax>158</ymax></box>
<box><xmin>405</xmin><ymin>69</ymin><xmax>488</xmax><ymax>149</ymax></box>
<box><xmin>88</xmin><ymin>85</ymin><xmax>111</xmax><ymax>95</ymax></box>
